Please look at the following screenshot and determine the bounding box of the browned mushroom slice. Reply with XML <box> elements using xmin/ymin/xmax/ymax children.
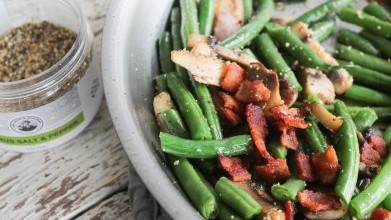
<box><xmin>280</xmin><ymin>80</ymin><xmax>298</xmax><ymax>107</ymax></box>
<box><xmin>310</xmin><ymin>101</ymin><xmax>343</xmax><ymax>133</ymax></box>
<box><xmin>326</xmin><ymin>68</ymin><xmax>353</xmax><ymax>95</ymax></box>
<box><xmin>235</xmin><ymin>181</ymin><xmax>285</xmax><ymax>220</ymax></box>
<box><xmin>171</xmin><ymin>50</ymin><xmax>225</xmax><ymax>86</ymax></box>
<box><xmin>291</xmin><ymin>21</ymin><xmax>338</xmax><ymax>66</ymax></box>
<box><xmin>247</xmin><ymin>63</ymin><xmax>283</xmax><ymax>110</ymax></box>
<box><xmin>213</xmin><ymin>45</ymin><xmax>259</xmax><ymax>67</ymax></box>
<box><xmin>300</xmin><ymin>67</ymin><xmax>335</xmax><ymax>104</ymax></box>
<box><xmin>187</xmin><ymin>33</ymin><xmax>211</xmax><ymax>48</ymax></box>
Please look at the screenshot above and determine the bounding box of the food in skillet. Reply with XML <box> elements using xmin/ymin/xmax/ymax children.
<box><xmin>153</xmin><ymin>0</ymin><xmax>391</xmax><ymax>219</ymax></box>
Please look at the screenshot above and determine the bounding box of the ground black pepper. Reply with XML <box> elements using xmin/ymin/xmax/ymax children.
<box><xmin>0</xmin><ymin>21</ymin><xmax>76</xmax><ymax>82</ymax></box>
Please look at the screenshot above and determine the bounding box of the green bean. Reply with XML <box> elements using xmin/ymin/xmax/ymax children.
<box><xmin>337</xmin><ymin>61</ymin><xmax>391</xmax><ymax>92</ymax></box>
<box><xmin>218</xmin><ymin>203</ymin><xmax>243</xmax><ymax>220</ymax></box>
<box><xmin>180</xmin><ymin>0</ymin><xmax>199</xmax><ymax>47</ymax></box>
<box><xmin>169</xmin><ymin>157</ymin><xmax>219</xmax><ymax>218</ymax></box>
<box><xmin>295</xmin><ymin>0</ymin><xmax>355</xmax><ymax>24</ymax></box>
<box><xmin>254</xmin><ymin>33</ymin><xmax>302</xmax><ymax>91</ymax></box>
<box><xmin>337</xmin><ymin>29</ymin><xmax>379</xmax><ymax>56</ymax></box>
<box><xmin>383</xmin><ymin>195</ymin><xmax>391</xmax><ymax>211</ymax></box>
<box><xmin>271</xmin><ymin>177</ymin><xmax>306</xmax><ymax>201</ymax></box>
<box><xmin>166</xmin><ymin>73</ymin><xmax>212</xmax><ymax>140</ymax></box>
<box><xmin>266</xmin><ymin>23</ymin><xmax>329</xmax><ymax>69</ymax></box>
<box><xmin>155</xmin><ymin>74</ymin><xmax>168</xmax><ymax>93</ymax></box>
<box><xmin>267</xmin><ymin>136</ymin><xmax>288</xmax><ymax>159</ymax></box>
<box><xmin>171</xmin><ymin>7</ymin><xmax>190</xmax><ymax>84</ymax></box>
<box><xmin>338</xmin><ymin>7</ymin><xmax>391</xmax><ymax>38</ymax></box>
<box><xmin>334</xmin><ymin>100</ymin><xmax>360</xmax><ymax>205</ymax></box>
<box><xmin>352</xmin><ymin>108</ymin><xmax>378</xmax><ymax>133</ymax></box>
<box><xmin>159</xmin><ymin>107</ymin><xmax>219</xmax><ymax>219</ymax></box>
<box><xmin>159</xmin><ymin>31</ymin><xmax>175</xmax><ymax>74</ymax></box>
<box><xmin>344</xmin><ymin>84</ymin><xmax>391</xmax><ymax>106</ymax></box>
<box><xmin>360</xmin><ymin>30</ymin><xmax>391</xmax><ymax>58</ymax></box>
<box><xmin>220</xmin><ymin>0</ymin><xmax>274</xmax><ymax>49</ymax></box>
<box><xmin>160</xmin><ymin>132</ymin><xmax>252</xmax><ymax>158</ymax></box>
<box><xmin>303</xmin><ymin>116</ymin><xmax>328</xmax><ymax>153</ymax></box>
<box><xmin>310</xmin><ymin>19</ymin><xmax>336</xmax><ymax>42</ymax></box>
<box><xmin>215</xmin><ymin>177</ymin><xmax>262</xmax><ymax>219</ymax></box>
<box><xmin>191</xmin><ymin>81</ymin><xmax>223</xmax><ymax>140</ymax></box>
<box><xmin>160</xmin><ymin>109</ymin><xmax>190</xmax><ymax>138</ymax></box>
<box><xmin>243</xmin><ymin>0</ymin><xmax>253</xmax><ymax>23</ymax></box>
<box><xmin>382</xmin><ymin>127</ymin><xmax>391</xmax><ymax>211</ymax></box>
<box><xmin>349</xmin><ymin>125</ymin><xmax>391</xmax><ymax>218</ymax></box>
<box><xmin>335</xmin><ymin>44</ymin><xmax>391</xmax><ymax>75</ymax></box>
<box><xmin>199</xmin><ymin>0</ymin><xmax>214</xmax><ymax>36</ymax></box>
<box><xmin>363</xmin><ymin>2</ymin><xmax>390</xmax><ymax>21</ymax></box>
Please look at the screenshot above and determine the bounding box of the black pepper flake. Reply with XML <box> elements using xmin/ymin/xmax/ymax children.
<box><xmin>0</xmin><ymin>21</ymin><xmax>77</xmax><ymax>82</ymax></box>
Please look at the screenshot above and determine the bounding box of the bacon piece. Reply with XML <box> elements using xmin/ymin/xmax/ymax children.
<box><xmin>370</xmin><ymin>208</ymin><xmax>391</xmax><ymax>220</ymax></box>
<box><xmin>296</xmin><ymin>152</ymin><xmax>317</xmax><ymax>182</ymax></box>
<box><xmin>221</xmin><ymin>62</ymin><xmax>246</xmax><ymax>93</ymax></box>
<box><xmin>367</xmin><ymin>134</ymin><xmax>388</xmax><ymax>159</ymax></box>
<box><xmin>256</xmin><ymin>159</ymin><xmax>291</xmax><ymax>183</ymax></box>
<box><xmin>217</xmin><ymin>91</ymin><xmax>243</xmax><ymax>114</ymax></box>
<box><xmin>218</xmin><ymin>107</ymin><xmax>242</xmax><ymax>127</ymax></box>
<box><xmin>269</xmin><ymin>104</ymin><xmax>308</xmax><ymax>129</ymax></box>
<box><xmin>235</xmin><ymin>80</ymin><xmax>271</xmax><ymax>104</ymax></box>
<box><xmin>218</xmin><ymin>155</ymin><xmax>251</xmax><ymax>182</ymax></box>
<box><xmin>246</xmin><ymin>104</ymin><xmax>273</xmax><ymax>161</ymax></box>
<box><xmin>298</xmin><ymin>190</ymin><xmax>341</xmax><ymax>213</ymax></box>
<box><xmin>360</xmin><ymin>134</ymin><xmax>388</xmax><ymax>167</ymax></box>
<box><xmin>284</xmin><ymin>200</ymin><xmax>295</xmax><ymax>220</ymax></box>
<box><xmin>277</xmin><ymin>121</ymin><xmax>299</xmax><ymax>150</ymax></box>
<box><xmin>311</xmin><ymin>146</ymin><xmax>340</xmax><ymax>185</ymax></box>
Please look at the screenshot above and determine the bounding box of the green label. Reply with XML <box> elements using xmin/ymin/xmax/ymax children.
<box><xmin>0</xmin><ymin>112</ymin><xmax>84</xmax><ymax>146</ymax></box>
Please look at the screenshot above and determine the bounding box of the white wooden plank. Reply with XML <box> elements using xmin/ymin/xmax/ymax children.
<box><xmin>0</xmin><ymin>0</ymin><xmax>131</xmax><ymax>219</ymax></box>
<box><xmin>75</xmin><ymin>191</ymin><xmax>130</xmax><ymax>220</ymax></box>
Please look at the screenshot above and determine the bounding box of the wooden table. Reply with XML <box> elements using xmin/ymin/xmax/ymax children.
<box><xmin>0</xmin><ymin>0</ymin><xmax>131</xmax><ymax>219</ymax></box>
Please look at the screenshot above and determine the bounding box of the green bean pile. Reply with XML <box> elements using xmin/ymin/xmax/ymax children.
<box><xmin>152</xmin><ymin>0</ymin><xmax>391</xmax><ymax>219</ymax></box>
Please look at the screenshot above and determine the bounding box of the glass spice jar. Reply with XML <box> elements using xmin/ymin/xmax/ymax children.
<box><xmin>0</xmin><ymin>0</ymin><xmax>103</xmax><ymax>152</ymax></box>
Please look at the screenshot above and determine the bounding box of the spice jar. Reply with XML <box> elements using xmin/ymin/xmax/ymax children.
<box><xmin>0</xmin><ymin>0</ymin><xmax>103</xmax><ymax>152</ymax></box>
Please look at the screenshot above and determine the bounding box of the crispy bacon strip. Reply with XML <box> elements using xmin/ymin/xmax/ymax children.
<box><xmin>311</xmin><ymin>146</ymin><xmax>340</xmax><ymax>185</ymax></box>
<box><xmin>296</xmin><ymin>152</ymin><xmax>317</xmax><ymax>182</ymax></box>
<box><xmin>269</xmin><ymin>104</ymin><xmax>308</xmax><ymax>129</ymax></box>
<box><xmin>221</xmin><ymin>62</ymin><xmax>246</xmax><ymax>93</ymax></box>
<box><xmin>255</xmin><ymin>159</ymin><xmax>291</xmax><ymax>183</ymax></box>
<box><xmin>235</xmin><ymin>80</ymin><xmax>271</xmax><ymax>104</ymax></box>
<box><xmin>246</xmin><ymin>104</ymin><xmax>273</xmax><ymax>161</ymax></box>
<box><xmin>284</xmin><ymin>200</ymin><xmax>296</xmax><ymax>220</ymax></box>
<box><xmin>360</xmin><ymin>134</ymin><xmax>388</xmax><ymax>167</ymax></box>
<box><xmin>218</xmin><ymin>107</ymin><xmax>242</xmax><ymax>127</ymax></box>
<box><xmin>298</xmin><ymin>190</ymin><xmax>341</xmax><ymax>213</ymax></box>
<box><xmin>218</xmin><ymin>155</ymin><xmax>251</xmax><ymax>182</ymax></box>
<box><xmin>277</xmin><ymin>121</ymin><xmax>299</xmax><ymax>150</ymax></box>
<box><xmin>370</xmin><ymin>208</ymin><xmax>391</xmax><ymax>220</ymax></box>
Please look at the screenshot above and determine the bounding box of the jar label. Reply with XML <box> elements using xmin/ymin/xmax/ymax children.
<box><xmin>0</xmin><ymin>56</ymin><xmax>103</xmax><ymax>152</ymax></box>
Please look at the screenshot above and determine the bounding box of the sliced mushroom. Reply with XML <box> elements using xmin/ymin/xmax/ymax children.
<box><xmin>247</xmin><ymin>63</ymin><xmax>283</xmax><ymax>110</ymax></box>
<box><xmin>280</xmin><ymin>80</ymin><xmax>299</xmax><ymax>107</ymax></box>
<box><xmin>304</xmin><ymin>205</ymin><xmax>348</xmax><ymax>220</ymax></box>
<box><xmin>310</xmin><ymin>101</ymin><xmax>343</xmax><ymax>133</ymax></box>
<box><xmin>291</xmin><ymin>21</ymin><xmax>338</xmax><ymax>66</ymax></box>
<box><xmin>325</xmin><ymin>68</ymin><xmax>353</xmax><ymax>95</ymax></box>
<box><xmin>235</xmin><ymin>181</ymin><xmax>285</xmax><ymax>220</ymax></box>
<box><xmin>191</xmin><ymin>41</ymin><xmax>217</xmax><ymax>58</ymax></box>
<box><xmin>213</xmin><ymin>45</ymin><xmax>259</xmax><ymax>67</ymax></box>
<box><xmin>171</xmin><ymin>50</ymin><xmax>226</xmax><ymax>86</ymax></box>
<box><xmin>153</xmin><ymin>92</ymin><xmax>174</xmax><ymax>115</ymax></box>
<box><xmin>188</xmin><ymin>33</ymin><xmax>211</xmax><ymax>48</ymax></box>
<box><xmin>300</xmin><ymin>67</ymin><xmax>336</xmax><ymax>104</ymax></box>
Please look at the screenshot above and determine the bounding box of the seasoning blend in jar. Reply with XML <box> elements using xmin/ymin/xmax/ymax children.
<box><xmin>0</xmin><ymin>0</ymin><xmax>103</xmax><ymax>152</ymax></box>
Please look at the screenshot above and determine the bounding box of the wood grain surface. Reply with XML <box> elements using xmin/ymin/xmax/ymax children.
<box><xmin>0</xmin><ymin>0</ymin><xmax>131</xmax><ymax>219</ymax></box>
